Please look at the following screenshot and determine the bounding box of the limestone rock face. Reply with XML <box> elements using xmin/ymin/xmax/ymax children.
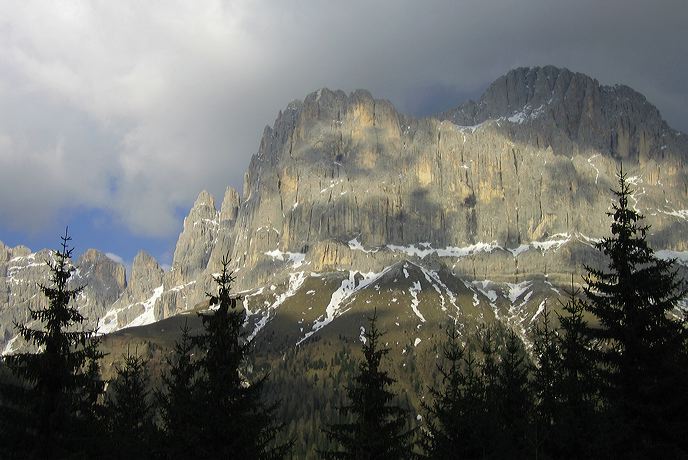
<box><xmin>2</xmin><ymin>66</ymin><xmax>687</xmax><ymax>352</ymax></box>
<box><xmin>220</xmin><ymin>186</ymin><xmax>241</xmax><ymax>226</ymax></box>
<box><xmin>73</xmin><ymin>249</ymin><xmax>127</xmax><ymax>321</ymax></box>
<box><xmin>444</xmin><ymin>66</ymin><xmax>687</xmax><ymax>163</ymax></box>
<box><xmin>98</xmin><ymin>250</ymin><xmax>164</xmax><ymax>333</ymax></box>
<box><xmin>218</xmin><ymin>68</ymin><xmax>686</xmax><ymax>292</ymax></box>
<box><xmin>167</xmin><ymin>190</ymin><xmax>219</xmax><ymax>287</ymax></box>
<box><xmin>129</xmin><ymin>251</ymin><xmax>164</xmax><ymax>299</ymax></box>
<box><xmin>155</xmin><ymin>66</ymin><xmax>687</xmax><ymax>311</ymax></box>
<box><xmin>0</xmin><ymin>245</ymin><xmax>127</xmax><ymax>353</ymax></box>
<box><xmin>207</xmin><ymin>186</ymin><xmax>241</xmax><ymax>274</ymax></box>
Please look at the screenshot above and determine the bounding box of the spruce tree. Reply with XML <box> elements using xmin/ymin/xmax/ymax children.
<box><xmin>194</xmin><ymin>255</ymin><xmax>288</xmax><ymax>459</ymax></box>
<box><xmin>494</xmin><ymin>328</ymin><xmax>531</xmax><ymax>459</ymax></box>
<box><xmin>156</xmin><ymin>320</ymin><xmax>201</xmax><ymax>458</ymax></box>
<box><xmin>553</xmin><ymin>280</ymin><xmax>601</xmax><ymax>459</ymax></box>
<box><xmin>72</xmin><ymin>337</ymin><xmax>108</xmax><ymax>456</ymax></box>
<box><xmin>422</xmin><ymin>325</ymin><xmax>484</xmax><ymax>459</ymax></box>
<box><xmin>531</xmin><ymin>303</ymin><xmax>561</xmax><ymax>459</ymax></box>
<box><xmin>477</xmin><ymin>324</ymin><xmax>501</xmax><ymax>458</ymax></box>
<box><xmin>583</xmin><ymin>168</ymin><xmax>688</xmax><ymax>456</ymax></box>
<box><xmin>532</xmin><ymin>286</ymin><xmax>604</xmax><ymax>460</ymax></box>
<box><xmin>1</xmin><ymin>229</ymin><xmax>104</xmax><ymax>458</ymax></box>
<box><xmin>0</xmin><ymin>357</ymin><xmax>33</xmax><ymax>457</ymax></box>
<box><xmin>322</xmin><ymin>309</ymin><xmax>416</xmax><ymax>459</ymax></box>
<box><xmin>105</xmin><ymin>349</ymin><xmax>156</xmax><ymax>458</ymax></box>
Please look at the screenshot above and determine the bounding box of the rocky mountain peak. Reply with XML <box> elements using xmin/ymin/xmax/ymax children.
<box><xmin>95</xmin><ymin>249</ymin><xmax>165</xmax><ymax>334</ymax></box>
<box><xmin>79</xmin><ymin>248</ymin><xmax>107</xmax><ymax>263</ymax></box>
<box><xmin>442</xmin><ymin>65</ymin><xmax>685</xmax><ymax>161</ymax></box>
<box><xmin>129</xmin><ymin>250</ymin><xmax>163</xmax><ymax>297</ymax></box>
<box><xmin>220</xmin><ymin>186</ymin><xmax>240</xmax><ymax>225</ymax></box>
<box><xmin>132</xmin><ymin>250</ymin><xmax>161</xmax><ymax>276</ymax></box>
<box><xmin>179</xmin><ymin>190</ymin><xmax>218</xmax><ymax>235</ymax></box>
<box><xmin>191</xmin><ymin>189</ymin><xmax>216</xmax><ymax>213</ymax></box>
<box><xmin>3</xmin><ymin>66</ymin><xmax>687</xmax><ymax>355</ymax></box>
<box><xmin>167</xmin><ymin>190</ymin><xmax>219</xmax><ymax>289</ymax></box>
<box><xmin>1</xmin><ymin>243</ymin><xmax>31</xmax><ymax>262</ymax></box>
<box><xmin>75</xmin><ymin>249</ymin><xmax>127</xmax><ymax>305</ymax></box>
<box><xmin>0</xmin><ymin>241</ymin><xmax>8</xmax><ymax>263</ymax></box>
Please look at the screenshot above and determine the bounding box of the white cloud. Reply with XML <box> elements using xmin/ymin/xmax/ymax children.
<box><xmin>0</xmin><ymin>0</ymin><xmax>685</xmax><ymax>237</ymax></box>
<box><xmin>104</xmin><ymin>252</ymin><xmax>125</xmax><ymax>265</ymax></box>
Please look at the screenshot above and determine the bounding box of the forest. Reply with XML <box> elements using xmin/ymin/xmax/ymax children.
<box><xmin>1</xmin><ymin>171</ymin><xmax>687</xmax><ymax>459</ymax></box>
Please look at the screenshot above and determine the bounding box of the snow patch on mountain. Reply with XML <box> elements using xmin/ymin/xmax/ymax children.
<box><xmin>249</xmin><ymin>271</ymin><xmax>307</xmax><ymax>341</ymax></box>
<box><xmin>416</xmin><ymin>264</ymin><xmax>458</xmax><ymax>313</ymax></box>
<box><xmin>472</xmin><ymin>280</ymin><xmax>498</xmax><ymax>304</ymax></box>
<box><xmin>1</xmin><ymin>335</ymin><xmax>19</xmax><ymax>356</ymax></box>
<box><xmin>98</xmin><ymin>285</ymin><xmax>164</xmax><ymax>334</ymax></box>
<box><xmin>530</xmin><ymin>300</ymin><xmax>547</xmax><ymax>323</ymax></box>
<box><xmin>507</xmin><ymin>281</ymin><xmax>532</xmax><ymax>305</ymax></box>
<box><xmin>656</xmin><ymin>250</ymin><xmax>688</xmax><ymax>266</ymax></box>
<box><xmin>298</xmin><ymin>266</ymin><xmax>393</xmax><ymax>345</ymax></box>
<box><xmin>507</xmin><ymin>234</ymin><xmax>570</xmax><ymax>256</ymax></box>
<box><xmin>265</xmin><ymin>249</ymin><xmax>306</xmax><ymax>268</ymax></box>
<box><xmin>348</xmin><ymin>238</ymin><xmax>378</xmax><ymax>254</ymax></box>
<box><xmin>661</xmin><ymin>209</ymin><xmax>688</xmax><ymax>220</ymax></box>
<box><xmin>127</xmin><ymin>286</ymin><xmax>164</xmax><ymax>329</ymax></box>
<box><xmin>408</xmin><ymin>281</ymin><xmax>425</xmax><ymax>322</ymax></box>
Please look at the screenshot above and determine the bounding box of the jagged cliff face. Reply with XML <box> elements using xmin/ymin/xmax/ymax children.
<box><xmin>445</xmin><ymin>66</ymin><xmax>687</xmax><ymax>163</ymax></box>
<box><xmin>0</xmin><ymin>243</ymin><xmax>127</xmax><ymax>353</ymax></box>
<box><xmin>219</xmin><ymin>66</ymin><xmax>686</xmax><ymax>287</ymax></box>
<box><xmin>2</xmin><ymin>66</ymin><xmax>687</xmax><ymax>352</ymax></box>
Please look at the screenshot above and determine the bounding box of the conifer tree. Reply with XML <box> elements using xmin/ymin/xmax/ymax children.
<box><xmin>553</xmin><ymin>281</ymin><xmax>601</xmax><ymax>459</ymax></box>
<box><xmin>477</xmin><ymin>324</ymin><xmax>501</xmax><ymax>458</ymax></box>
<box><xmin>494</xmin><ymin>328</ymin><xmax>531</xmax><ymax>459</ymax></box>
<box><xmin>422</xmin><ymin>324</ymin><xmax>464</xmax><ymax>459</ymax></box>
<box><xmin>583</xmin><ymin>168</ymin><xmax>688</xmax><ymax>456</ymax></box>
<box><xmin>156</xmin><ymin>320</ymin><xmax>201</xmax><ymax>458</ymax></box>
<box><xmin>1</xmin><ymin>229</ymin><xmax>104</xmax><ymax>457</ymax></box>
<box><xmin>194</xmin><ymin>255</ymin><xmax>288</xmax><ymax>459</ymax></box>
<box><xmin>531</xmin><ymin>303</ymin><xmax>561</xmax><ymax>459</ymax></box>
<box><xmin>105</xmin><ymin>349</ymin><xmax>156</xmax><ymax>458</ymax></box>
<box><xmin>422</xmin><ymin>325</ymin><xmax>484</xmax><ymax>459</ymax></box>
<box><xmin>0</xmin><ymin>357</ymin><xmax>33</xmax><ymax>456</ymax></box>
<box><xmin>322</xmin><ymin>309</ymin><xmax>416</xmax><ymax>459</ymax></box>
<box><xmin>72</xmin><ymin>337</ymin><xmax>108</xmax><ymax>455</ymax></box>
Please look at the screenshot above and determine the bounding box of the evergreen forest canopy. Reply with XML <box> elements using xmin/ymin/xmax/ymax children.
<box><xmin>0</xmin><ymin>170</ymin><xmax>687</xmax><ymax>459</ymax></box>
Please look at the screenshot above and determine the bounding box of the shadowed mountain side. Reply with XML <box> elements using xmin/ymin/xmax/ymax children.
<box><xmin>442</xmin><ymin>66</ymin><xmax>688</xmax><ymax>163</ymax></box>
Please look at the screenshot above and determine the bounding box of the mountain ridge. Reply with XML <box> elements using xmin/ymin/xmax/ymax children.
<box><xmin>2</xmin><ymin>65</ymin><xmax>686</xmax><ymax>352</ymax></box>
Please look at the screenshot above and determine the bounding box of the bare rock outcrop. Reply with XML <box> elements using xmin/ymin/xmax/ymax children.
<box><xmin>0</xmin><ymin>244</ymin><xmax>127</xmax><ymax>353</ymax></box>
<box><xmin>219</xmin><ymin>68</ymin><xmax>686</xmax><ymax>291</ymax></box>
<box><xmin>98</xmin><ymin>250</ymin><xmax>164</xmax><ymax>333</ymax></box>
<box><xmin>2</xmin><ymin>66</ymin><xmax>686</xmax><ymax>351</ymax></box>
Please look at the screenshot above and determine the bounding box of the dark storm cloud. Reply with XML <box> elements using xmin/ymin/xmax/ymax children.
<box><xmin>0</xmin><ymin>0</ymin><xmax>685</xmax><ymax>236</ymax></box>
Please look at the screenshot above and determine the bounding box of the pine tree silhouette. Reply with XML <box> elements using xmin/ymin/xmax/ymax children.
<box><xmin>106</xmin><ymin>348</ymin><xmax>156</xmax><ymax>458</ymax></box>
<box><xmin>1</xmin><ymin>228</ymin><xmax>104</xmax><ymax>458</ymax></box>
<box><xmin>476</xmin><ymin>324</ymin><xmax>501</xmax><ymax>458</ymax></box>
<box><xmin>422</xmin><ymin>324</ymin><xmax>484</xmax><ymax>459</ymax></box>
<box><xmin>541</xmin><ymin>279</ymin><xmax>601</xmax><ymax>459</ymax></box>
<box><xmin>157</xmin><ymin>320</ymin><xmax>202</xmax><ymax>458</ymax></box>
<box><xmin>531</xmin><ymin>303</ymin><xmax>561</xmax><ymax>458</ymax></box>
<box><xmin>583</xmin><ymin>167</ymin><xmax>688</xmax><ymax>456</ymax></box>
<box><xmin>321</xmin><ymin>308</ymin><xmax>416</xmax><ymax>459</ymax></box>
<box><xmin>494</xmin><ymin>328</ymin><xmax>531</xmax><ymax>459</ymax></box>
<box><xmin>194</xmin><ymin>254</ymin><xmax>289</xmax><ymax>459</ymax></box>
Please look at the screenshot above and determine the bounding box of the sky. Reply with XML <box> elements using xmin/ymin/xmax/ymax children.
<box><xmin>1</xmin><ymin>0</ymin><xmax>686</xmax><ymax>271</ymax></box>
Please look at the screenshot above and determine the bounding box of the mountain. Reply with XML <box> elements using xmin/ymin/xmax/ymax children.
<box><xmin>0</xmin><ymin>243</ymin><xmax>126</xmax><ymax>353</ymax></box>
<box><xmin>2</xmin><ymin>66</ymin><xmax>687</xmax><ymax>355</ymax></box>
